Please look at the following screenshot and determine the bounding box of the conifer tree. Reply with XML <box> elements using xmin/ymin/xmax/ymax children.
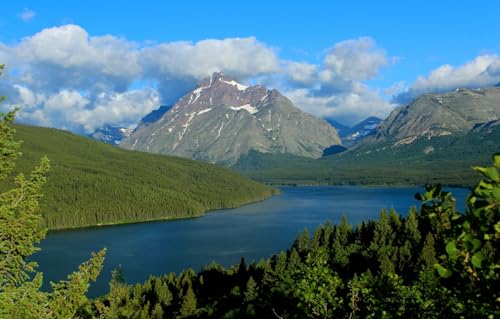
<box><xmin>244</xmin><ymin>276</ymin><xmax>258</xmax><ymax>303</ymax></box>
<box><xmin>152</xmin><ymin>303</ymin><xmax>164</xmax><ymax>319</ymax></box>
<box><xmin>0</xmin><ymin>65</ymin><xmax>106</xmax><ymax>318</ymax></box>
<box><xmin>180</xmin><ymin>286</ymin><xmax>197</xmax><ymax>317</ymax></box>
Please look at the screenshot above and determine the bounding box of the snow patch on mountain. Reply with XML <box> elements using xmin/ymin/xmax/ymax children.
<box><xmin>229</xmin><ymin>104</ymin><xmax>258</xmax><ymax>114</ymax></box>
<box><xmin>197</xmin><ymin>108</ymin><xmax>213</xmax><ymax>115</ymax></box>
<box><xmin>221</xmin><ymin>79</ymin><xmax>248</xmax><ymax>91</ymax></box>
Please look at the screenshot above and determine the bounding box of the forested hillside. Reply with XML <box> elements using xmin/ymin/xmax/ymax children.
<box><xmin>234</xmin><ymin>123</ymin><xmax>500</xmax><ymax>186</ymax></box>
<box><xmin>5</xmin><ymin>124</ymin><xmax>276</xmax><ymax>230</ymax></box>
<box><xmin>79</xmin><ymin>155</ymin><xmax>500</xmax><ymax>318</ymax></box>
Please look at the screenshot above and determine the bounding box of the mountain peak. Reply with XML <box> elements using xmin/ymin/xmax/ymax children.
<box><xmin>121</xmin><ymin>76</ymin><xmax>341</xmax><ymax>164</ymax></box>
<box><xmin>197</xmin><ymin>72</ymin><xmax>249</xmax><ymax>92</ymax></box>
<box><xmin>372</xmin><ymin>86</ymin><xmax>500</xmax><ymax>145</ymax></box>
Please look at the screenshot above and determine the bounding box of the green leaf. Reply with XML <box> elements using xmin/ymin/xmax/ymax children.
<box><xmin>473</xmin><ymin>166</ymin><xmax>499</xmax><ymax>182</ymax></box>
<box><xmin>492</xmin><ymin>187</ymin><xmax>500</xmax><ymax>200</ymax></box>
<box><xmin>468</xmin><ymin>196</ymin><xmax>477</xmax><ymax>205</ymax></box>
<box><xmin>471</xmin><ymin>252</ymin><xmax>486</xmax><ymax>268</ymax></box>
<box><xmin>495</xmin><ymin>222</ymin><xmax>500</xmax><ymax>234</ymax></box>
<box><xmin>445</xmin><ymin>241</ymin><xmax>458</xmax><ymax>260</ymax></box>
<box><xmin>470</xmin><ymin>238</ymin><xmax>482</xmax><ymax>251</ymax></box>
<box><xmin>434</xmin><ymin>264</ymin><xmax>453</xmax><ymax>278</ymax></box>
<box><xmin>493</xmin><ymin>153</ymin><xmax>500</xmax><ymax>168</ymax></box>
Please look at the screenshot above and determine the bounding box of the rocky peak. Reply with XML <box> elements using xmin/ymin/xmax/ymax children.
<box><xmin>368</xmin><ymin>86</ymin><xmax>500</xmax><ymax>146</ymax></box>
<box><xmin>170</xmin><ymin>72</ymin><xmax>270</xmax><ymax>117</ymax></box>
<box><xmin>121</xmin><ymin>74</ymin><xmax>341</xmax><ymax>164</ymax></box>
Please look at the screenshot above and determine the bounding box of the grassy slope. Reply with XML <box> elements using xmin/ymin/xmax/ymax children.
<box><xmin>7</xmin><ymin>124</ymin><xmax>276</xmax><ymax>230</ymax></box>
<box><xmin>234</xmin><ymin>128</ymin><xmax>500</xmax><ymax>187</ymax></box>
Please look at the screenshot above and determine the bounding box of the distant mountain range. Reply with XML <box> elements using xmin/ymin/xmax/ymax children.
<box><xmin>88</xmin><ymin>80</ymin><xmax>499</xmax><ymax>186</ymax></box>
<box><xmin>235</xmin><ymin>86</ymin><xmax>500</xmax><ymax>186</ymax></box>
<box><xmin>327</xmin><ymin>116</ymin><xmax>381</xmax><ymax>147</ymax></box>
<box><xmin>120</xmin><ymin>72</ymin><xmax>341</xmax><ymax>164</ymax></box>
<box><xmin>361</xmin><ymin>87</ymin><xmax>500</xmax><ymax>148</ymax></box>
<box><xmin>90</xmin><ymin>125</ymin><xmax>133</xmax><ymax>145</ymax></box>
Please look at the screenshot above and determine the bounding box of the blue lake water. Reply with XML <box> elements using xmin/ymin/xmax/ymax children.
<box><xmin>33</xmin><ymin>186</ymin><xmax>469</xmax><ymax>297</ymax></box>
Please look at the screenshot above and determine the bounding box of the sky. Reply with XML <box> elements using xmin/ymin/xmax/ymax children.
<box><xmin>0</xmin><ymin>0</ymin><xmax>499</xmax><ymax>132</ymax></box>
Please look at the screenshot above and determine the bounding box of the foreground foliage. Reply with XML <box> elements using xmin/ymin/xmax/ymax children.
<box><xmin>0</xmin><ymin>64</ymin><xmax>106</xmax><ymax>318</ymax></box>
<box><xmin>81</xmin><ymin>154</ymin><xmax>499</xmax><ymax>318</ymax></box>
<box><xmin>6</xmin><ymin>124</ymin><xmax>275</xmax><ymax>229</ymax></box>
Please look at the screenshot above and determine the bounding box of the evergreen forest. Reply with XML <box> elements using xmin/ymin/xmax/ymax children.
<box><xmin>2</xmin><ymin>124</ymin><xmax>276</xmax><ymax>230</ymax></box>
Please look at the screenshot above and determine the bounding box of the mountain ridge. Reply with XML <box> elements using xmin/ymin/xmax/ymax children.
<box><xmin>367</xmin><ymin>87</ymin><xmax>500</xmax><ymax>146</ymax></box>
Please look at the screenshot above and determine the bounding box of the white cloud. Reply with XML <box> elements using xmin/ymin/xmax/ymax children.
<box><xmin>18</xmin><ymin>8</ymin><xmax>36</xmax><ymax>22</ymax></box>
<box><xmin>88</xmin><ymin>89</ymin><xmax>160</xmax><ymax>132</ymax></box>
<box><xmin>394</xmin><ymin>54</ymin><xmax>500</xmax><ymax>103</ymax></box>
<box><xmin>281</xmin><ymin>37</ymin><xmax>396</xmax><ymax>124</ymax></box>
<box><xmin>323</xmin><ymin>37</ymin><xmax>388</xmax><ymax>81</ymax></box>
<box><xmin>13</xmin><ymin>24</ymin><xmax>141</xmax><ymax>92</ymax></box>
<box><xmin>285</xmin><ymin>61</ymin><xmax>318</xmax><ymax>87</ymax></box>
<box><xmin>9</xmin><ymin>86</ymin><xmax>160</xmax><ymax>132</ymax></box>
<box><xmin>0</xmin><ymin>25</ymin><xmax>396</xmax><ymax>131</ymax></box>
<box><xmin>286</xmin><ymin>84</ymin><xmax>394</xmax><ymax>125</ymax></box>
<box><xmin>140</xmin><ymin>37</ymin><xmax>280</xmax><ymax>103</ymax></box>
<box><xmin>141</xmin><ymin>37</ymin><xmax>279</xmax><ymax>80</ymax></box>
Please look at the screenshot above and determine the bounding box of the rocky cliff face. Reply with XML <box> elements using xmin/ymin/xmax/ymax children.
<box><xmin>371</xmin><ymin>87</ymin><xmax>500</xmax><ymax>145</ymax></box>
<box><xmin>121</xmin><ymin>72</ymin><xmax>341</xmax><ymax>164</ymax></box>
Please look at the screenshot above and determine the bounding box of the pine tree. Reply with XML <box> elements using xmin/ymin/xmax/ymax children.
<box><xmin>244</xmin><ymin>276</ymin><xmax>258</xmax><ymax>303</ymax></box>
<box><xmin>0</xmin><ymin>65</ymin><xmax>106</xmax><ymax>318</ymax></box>
<box><xmin>179</xmin><ymin>286</ymin><xmax>197</xmax><ymax>317</ymax></box>
<box><xmin>154</xmin><ymin>278</ymin><xmax>172</xmax><ymax>307</ymax></box>
<box><xmin>152</xmin><ymin>303</ymin><xmax>164</xmax><ymax>319</ymax></box>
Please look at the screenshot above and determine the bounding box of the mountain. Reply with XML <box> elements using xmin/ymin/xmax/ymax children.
<box><xmin>121</xmin><ymin>72</ymin><xmax>341</xmax><ymax>164</ymax></box>
<box><xmin>234</xmin><ymin>87</ymin><xmax>500</xmax><ymax>186</ymax></box>
<box><xmin>325</xmin><ymin>116</ymin><xmax>381</xmax><ymax>147</ymax></box>
<box><xmin>343</xmin><ymin>116</ymin><xmax>381</xmax><ymax>146</ymax></box>
<box><xmin>91</xmin><ymin>124</ymin><xmax>133</xmax><ymax>145</ymax></box>
<box><xmin>326</xmin><ymin>118</ymin><xmax>351</xmax><ymax>137</ymax></box>
<box><xmin>368</xmin><ymin>87</ymin><xmax>500</xmax><ymax>145</ymax></box>
<box><xmin>139</xmin><ymin>104</ymin><xmax>172</xmax><ymax>125</ymax></box>
<box><xmin>471</xmin><ymin>118</ymin><xmax>500</xmax><ymax>135</ymax></box>
<box><xmin>6</xmin><ymin>124</ymin><xmax>275</xmax><ymax>230</ymax></box>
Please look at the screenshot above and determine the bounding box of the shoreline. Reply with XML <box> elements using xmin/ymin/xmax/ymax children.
<box><xmin>45</xmin><ymin>183</ymin><xmax>471</xmax><ymax>232</ymax></box>
<box><xmin>46</xmin><ymin>191</ymin><xmax>278</xmax><ymax>233</ymax></box>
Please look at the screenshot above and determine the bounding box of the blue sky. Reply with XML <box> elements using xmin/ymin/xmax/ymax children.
<box><xmin>1</xmin><ymin>1</ymin><xmax>499</xmax><ymax>131</ymax></box>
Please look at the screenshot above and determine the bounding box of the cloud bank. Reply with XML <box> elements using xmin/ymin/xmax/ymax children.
<box><xmin>0</xmin><ymin>25</ymin><xmax>284</xmax><ymax>132</ymax></box>
<box><xmin>1</xmin><ymin>24</ymin><xmax>497</xmax><ymax>132</ymax></box>
<box><xmin>283</xmin><ymin>37</ymin><xmax>395</xmax><ymax>123</ymax></box>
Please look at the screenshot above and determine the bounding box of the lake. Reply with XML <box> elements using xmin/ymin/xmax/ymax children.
<box><xmin>33</xmin><ymin>186</ymin><xmax>469</xmax><ymax>297</ymax></box>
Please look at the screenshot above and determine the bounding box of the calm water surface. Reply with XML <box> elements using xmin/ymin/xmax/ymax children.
<box><xmin>33</xmin><ymin>186</ymin><xmax>468</xmax><ymax>297</ymax></box>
